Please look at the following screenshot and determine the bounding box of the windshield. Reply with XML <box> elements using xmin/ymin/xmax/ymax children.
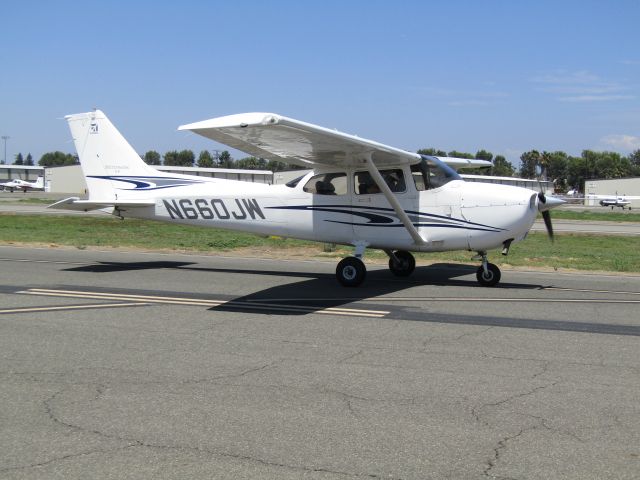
<box><xmin>418</xmin><ymin>154</ymin><xmax>461</xmax><ymax>189</ymax></box>
<box><xmin>285</xmin><ymin>175</ymin><xmax>305</xmax><ymax>188</ymax></box>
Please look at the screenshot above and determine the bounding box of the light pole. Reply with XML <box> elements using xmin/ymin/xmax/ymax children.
<box><xmin>1</xmin><ymin>136</ymin><xmax>9</xmax><ymax>164</ymax></box>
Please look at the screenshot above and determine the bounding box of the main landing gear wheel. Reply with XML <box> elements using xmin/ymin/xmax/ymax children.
<box><xmin>388</xmin><ymin>250</ymin><xmax>416</xmax><ymax>277</ymax></box>
<box><xmin>336</xmin><ymin>257</ymin><xmax>367</xmax><ymax>287</ymax></box>
<box><xmin>476</xmin><ymin>263</ymin><xmax>501</xmax><ymax>287</ymax></box>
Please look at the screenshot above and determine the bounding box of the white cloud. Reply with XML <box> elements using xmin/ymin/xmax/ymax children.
<box><xmin>600</xmin><ymin>134</ymin><xmax>640</xmax><ymax>152</ymax></box>
<box><xmin>531</xmin><ymin>70</ymin><xmax>600</xmax><ymax>85</ymax></box>
<box><xmin>530</xmin><ymin>69</ymin><xmax>631</xmax><ymax>102</ymax></box>
<box><xmin>448</xmin><ymin>100</ymin><xmax>489</xmax><ymax>107</ymax></box>
<box><xmin>559</xmin><ymin>95</ymin><xmax>635</xmax><ymax>102</ymax></box>
<box><xmin>416</xmin><ymin>86</ymin><xmax>509</xmax><ymax>106</ymax></box>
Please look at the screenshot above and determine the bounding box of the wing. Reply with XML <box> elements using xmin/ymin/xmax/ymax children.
<box><xmin>179</xmin><ymin>113</ymin><xmax>490</xmax><ymax>169</ymax></box>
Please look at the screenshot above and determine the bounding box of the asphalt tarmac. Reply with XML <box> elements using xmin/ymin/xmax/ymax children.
<box><xmin>1</xmin><ymin>245</ymin><xmax>639</xmax><ymax>479</ymax></box>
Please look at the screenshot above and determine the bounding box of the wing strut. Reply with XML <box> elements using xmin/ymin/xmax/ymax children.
<box><xmin>364</xmin><ymin>155</ymin><xmax>426</xmax><ymax>245</ymax></box>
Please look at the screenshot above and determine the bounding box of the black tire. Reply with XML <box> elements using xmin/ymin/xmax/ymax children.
<box><xmin>476</xmin><ymin>263</ymin><xmax>501</xmax><ymax>287</ymax></box>
<box><xmin>336</xmin><ymin>257</ymin><xmax>367</xmax><ymax>287</ymax></box>
<box><xmin>388</xmin><ymin>250</ymin><xmax>416</xmax><ymax>277</ymax></box>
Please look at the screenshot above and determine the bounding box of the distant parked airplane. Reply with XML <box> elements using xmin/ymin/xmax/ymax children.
<box><xmin>0</xmin><ymin>176</ymin><xmax>44</xmax><ymax>192</ymax></box>
<box><xmin>589</xmin><ymin>194</ymin><xmax>639</xmax><ymax>210</ymax></box>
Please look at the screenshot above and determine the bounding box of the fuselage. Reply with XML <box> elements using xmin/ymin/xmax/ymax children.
<box><xmin>599</xmin><ymin>198</ymin><xmax>630</xmax><ymax>208</ymax></box>
<box><xmin>114</xmin><ymin>165</ymin><xmax>539</xmax><ymax>254</ymax></box>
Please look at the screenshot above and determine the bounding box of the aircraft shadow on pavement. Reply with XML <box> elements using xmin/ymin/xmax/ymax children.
<box><xmin>62</xmin><ymin>260</ymin><xmax>547</xmax><ymax>316</ymax></box>
<box><xmin>208</xmin><ymin>263</ymin><xmax>547</xmax><ymax>316</ymax></box>
<box><xmin>64</xmin><ymin>260</ymin><xmax>197</xmax><ymax>273</ymax></box>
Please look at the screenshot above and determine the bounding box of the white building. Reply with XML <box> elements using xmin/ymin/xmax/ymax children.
<box><xmin>0</xmin><ymin>165</ymin><xmax>44</xmax><ymax>183</ymax></box>
<box><xmin>584</xmin><ymin>177</ymin><xmax>640</xmax><ymax>208</ymax></box>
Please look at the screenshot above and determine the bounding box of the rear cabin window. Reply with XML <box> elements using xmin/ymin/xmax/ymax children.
<box><xmin>303</xmin><ymin>173</ymin><xmax>348</xmax><ymax>195</ymax></box>
<box><xmin>354</xmin><ymin>169</ymin><xmax>406</xmax><ymax>194</ymax></box>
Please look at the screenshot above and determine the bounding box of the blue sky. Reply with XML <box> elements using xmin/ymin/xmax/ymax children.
<box><xmin>1</xmin><ymin>0</ymin><xmax>639</xmax><ymax>166</ymax></box>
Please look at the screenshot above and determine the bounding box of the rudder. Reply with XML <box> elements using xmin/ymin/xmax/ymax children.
<box><xmin>65</xmin><ymin>110</ymin><xmax>160</xmax><ymax>199</ymax></box>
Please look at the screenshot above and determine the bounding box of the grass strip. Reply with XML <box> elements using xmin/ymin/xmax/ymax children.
<box><xmin>0</xmin><ymin>213</ymin><xmax>638</xmax><ymax>272</ymax></box>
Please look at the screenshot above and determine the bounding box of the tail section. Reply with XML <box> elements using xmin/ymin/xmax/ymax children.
<box><xmin>65</xmin><ymin>110</ymin><xmax>162</xmax><ymax>200</ymax></box>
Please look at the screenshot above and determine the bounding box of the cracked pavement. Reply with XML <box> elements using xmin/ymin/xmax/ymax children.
<box><xmin>1</xmin><ymin>246</ymin><xmax>639</xmax><ymax>479</ymax></box>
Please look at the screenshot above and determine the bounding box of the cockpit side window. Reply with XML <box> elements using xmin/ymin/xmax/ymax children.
<box><xmin>354</xmin><ymin>169</ymin><xmax>406</xmax><ymax>194</ymax></box>
<box><xmin>411</xmin><ymin>162</ymin><xmax>428</xmax><ymax>191</ymax></box>
<box><xmin>303</xmin><ymin>172</ymin><xmax>348</xmax><ymax>195</ymax></box>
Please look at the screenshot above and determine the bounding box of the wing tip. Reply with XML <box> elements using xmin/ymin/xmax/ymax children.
<box><xmin>179</xmin><ymin>112</ymin><xmax>281</xmax><ymax>131</ymax></box>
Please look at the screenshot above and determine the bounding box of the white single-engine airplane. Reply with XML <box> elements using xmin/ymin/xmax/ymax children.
<box><xmin>51</xmin><ymin>110</ymin><xmax>564</xmax><ymax>287</ymax></box>
<box><xmin>1</xmin><ymin>176</ymin><xmax>44</xmax><ymax>192</ymax></box>
<box><xmin>591</xmin><ymin>194</ymin><xmax>638</xmax><ymax>210</ymax></box>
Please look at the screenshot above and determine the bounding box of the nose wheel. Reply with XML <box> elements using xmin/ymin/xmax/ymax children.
<box><xmin>475</xmin><ymin>252</ymin><xmax>501</xmax><ymax>287</ymax></box>
<box><xmin>386</xmin><ymin>250</ymin><xmax>416</xmax><ymax>277</ymax></box>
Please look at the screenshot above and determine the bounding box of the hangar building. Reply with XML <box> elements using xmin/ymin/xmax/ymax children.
<box><xmin>584</xmin><ymin>177</ymin><xmax>640</xmax><ymax>208</ymax></box>
<box><xmin>0</xmin><ymin>165</ymin><xmax>44</xmax><ymax>183</ymax></box>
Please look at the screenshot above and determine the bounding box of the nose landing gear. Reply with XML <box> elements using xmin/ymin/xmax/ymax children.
<box><xmin>475</xmin><ymin>251</ymin><xmax>501</xmax><ymax>287</ymax></box>
<box><xmin>386</xmin><ymin>250</ymin><xmax>416</xmax><ymax>277</ymax></box>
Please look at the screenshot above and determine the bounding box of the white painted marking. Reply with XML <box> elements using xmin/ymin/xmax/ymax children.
<box><xmin>18</xmin><ymin>289</ymin><xmax>389</xmax><ymax>318</ymax></box>
<box><xmin>0</xmin><ymin>302</ymin><xmax>148</xmax><ymax>314</ymax></box>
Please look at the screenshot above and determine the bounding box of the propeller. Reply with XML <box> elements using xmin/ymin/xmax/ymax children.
<box><xmin>537</xmin><ymin>191</ymin><xmax>564</xmax><ymax>241</ymax></box>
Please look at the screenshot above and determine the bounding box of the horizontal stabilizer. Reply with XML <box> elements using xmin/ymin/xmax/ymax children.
<box><xmin>48</xmin><ymin>197</ymin><xmax>155</xmax><ymax>212</ymax></box>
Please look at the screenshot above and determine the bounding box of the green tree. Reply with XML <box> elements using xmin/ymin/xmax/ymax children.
<box><xmin>163</xmin><ymin>150</ymin><xmax>179</xmax><ymax>166</ymax></box>
<box><xmin>266</xmin><ymin>159</ymin><xmax>288</xmax><ymax>172</ymax></box>
<box><xmin>13</xmin><ymin>152</ymin><xmax>24</xmax><ymax>165</ymax></box>
<box><xmin>567</xmin><ymin>155</ymin><xmax>587</xmax><ymax>191</ymax></box>
<box><xmin>143</xmin><ymin>150</ymin><xmax>161</xmax><ymax>165</ymax></box>
<box><xmin>38</xmin><ymin>151</ymin><xmax>77</xmax><ymax>166</ymax></box>
<box><xmin>519</xmin><ymin>150</ymin><xmax>540</xmax><ymax>178</ymax></box>
<box><xmin>447</xmin><ymin>150</ymin><xmax>474</xmax><ymax>159</ymax></box>
<box><xmin>475</xmin><ymin>149</ymin><xmax>493</xmax><ymax>161</ymax></box>
<box><xmin>417</xmin><ymin>148</ymin><xmax>447</xmax><ymax>157</ymax></box>
<box><xmin>24</xmin><ymin>153</ymin><xmax>33</xmax><ymax>166</ymax></box>
<box><xmin>492</xmin><ymin>155</ymin><xmax>514</xmax><ymax>177</ymax></box>
<box><xmin>592</xmin><ymin>151</ymin><xmax>631</xmax><ymax>179</ymax></box>
<box><xmin>177</xmin><ymin>150</ymin><xmax>195</xmax><ymax>167</ymax></box>
<box><xmin>164</xmin><ymin>150</ymin><xmax>195</xmax><ymax>167</ymax></box>
<box><xmin>197</xmin><ymin>150</ymin><xmax>214</xmax><ymax>168</ymax></box>
<box><xmin>629</xmin><ymin>149</ymin><xmax>640</xmax><ymax>176</ymax></box>
<box><xmin>236</xmin><ymin>156</ymin><xmax>267</xmax><ymax>170</ymax></box>
<box><xmin>217</xmin><ymin>150</ymin><xmax>234</xmax><ymax>168</ymax></box>
<box><xmin>544</xmin><ymin>151</ymin><xmax>570</xmax><ymax>190</ymax></box>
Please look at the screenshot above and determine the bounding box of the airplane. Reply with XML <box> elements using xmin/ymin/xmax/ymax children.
<box><xmin>50</xmin><ymin>110</ymin><xmax>564</xmax><ymax>287</ymax></box>
<box><xmin>591</xmin><ymin>193</ymin><xmax>640</xmax><ymax>210</ymax></box>
<box><xmin>1</xmin><ymin>176</ymin><xmax>44</xmax><ymax>192</ymax></box>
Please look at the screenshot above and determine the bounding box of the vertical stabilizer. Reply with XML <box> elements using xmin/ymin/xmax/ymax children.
<box><xmin>65</xmin><ymin>110</ymin><xmax>161</xmax><ymax>199</ymax></box>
